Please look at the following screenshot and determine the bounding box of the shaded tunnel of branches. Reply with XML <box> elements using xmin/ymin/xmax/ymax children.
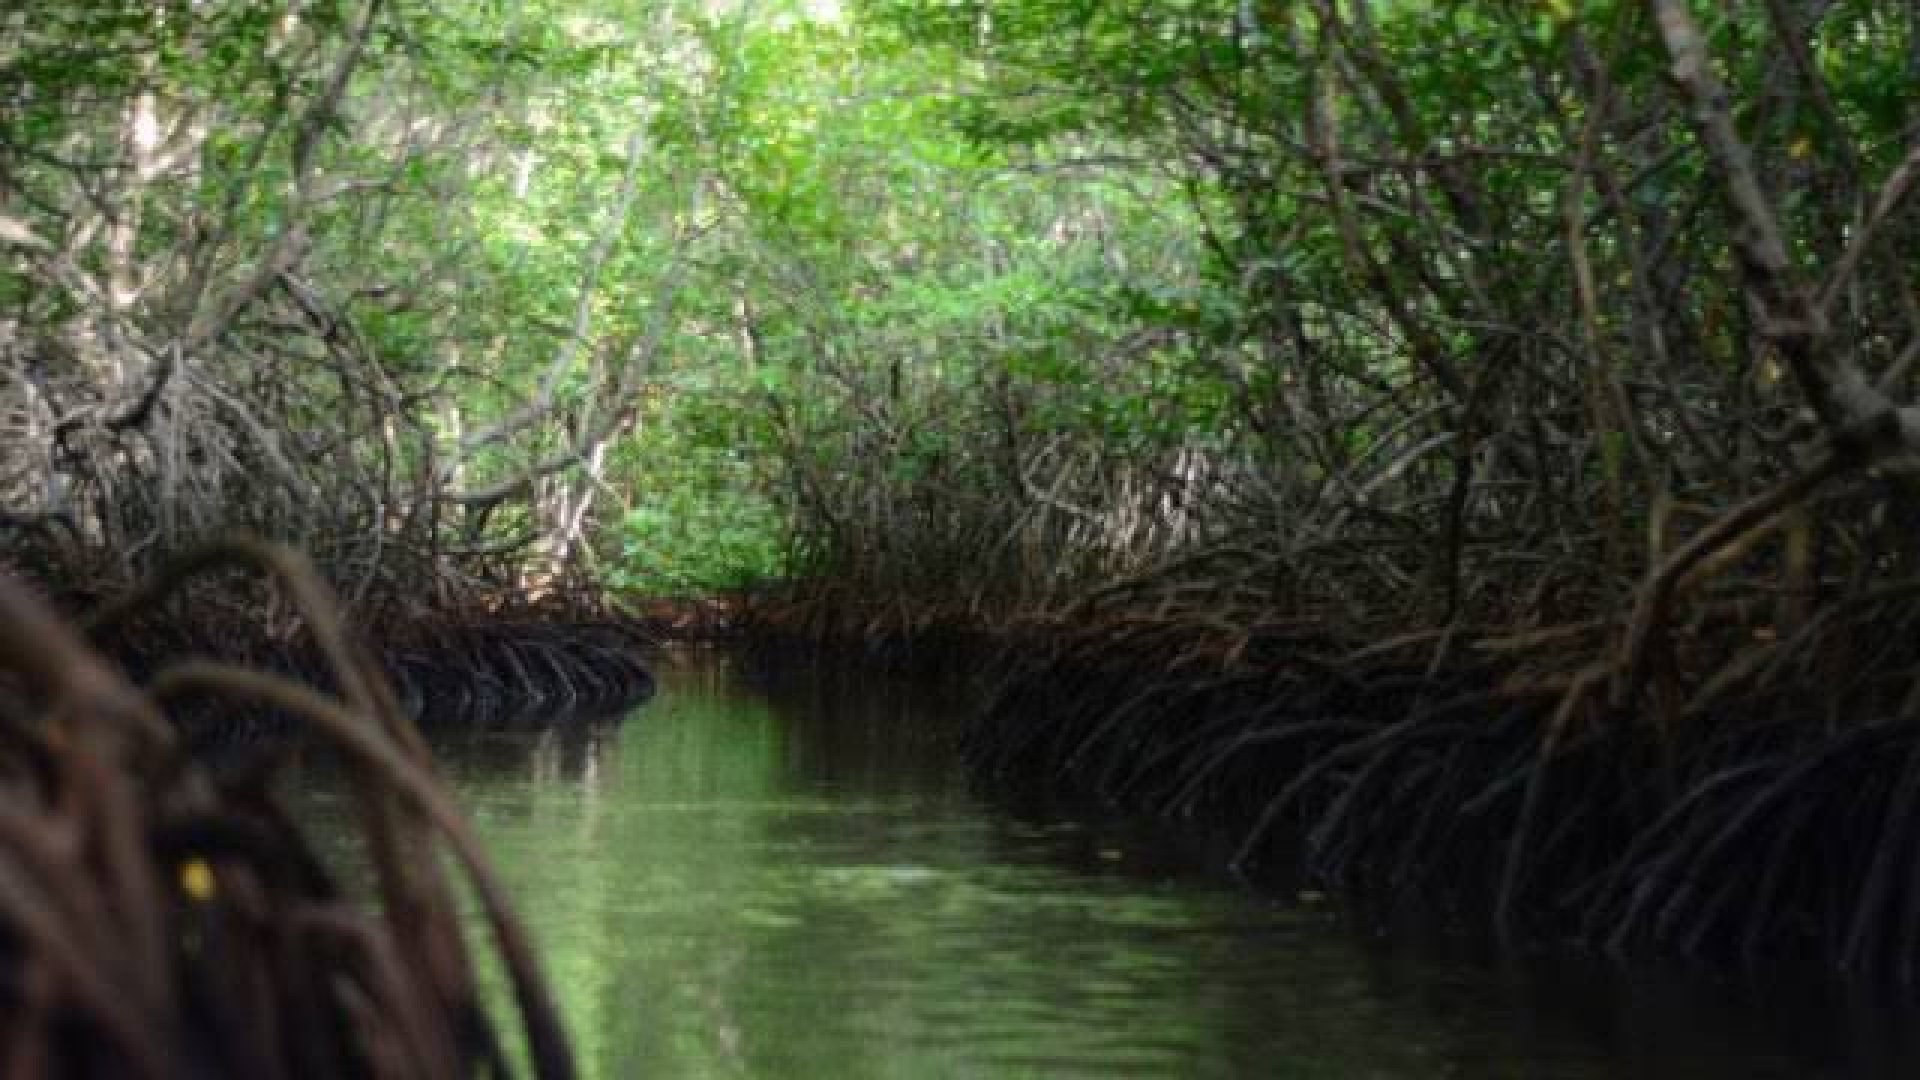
<box><xmin>11</xmin><ymin>0</ymin><xmax>1920</xmax><ymax>983</ymax></box>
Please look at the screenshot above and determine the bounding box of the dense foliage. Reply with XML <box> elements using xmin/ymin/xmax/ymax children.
<box><xmin>2</xmin><ymin>1</ymin><xmax>769</xmax><ymax>606</ymax></box>
<box><xmin>6</xmin><ymin>0</ymin><xmax>1920</xmax><ymax>704</ymax></box>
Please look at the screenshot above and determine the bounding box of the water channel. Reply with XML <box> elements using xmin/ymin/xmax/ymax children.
<box><xmin>306</xmin><ymin>655</ymin><xmax>1913</xmax><ymax>1078</ymax></box>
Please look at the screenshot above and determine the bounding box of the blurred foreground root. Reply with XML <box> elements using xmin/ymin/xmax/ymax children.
<box><xmin>0</xmin><ymin>540</ymin><xmax>572</xmax><ymax>1079</ymax></box>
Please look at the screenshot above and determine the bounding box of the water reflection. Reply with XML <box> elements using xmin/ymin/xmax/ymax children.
<box><xmin>312</xmin><ymin>657</ymin><xmax>1906</xmax><ymax>1078</ymax></box>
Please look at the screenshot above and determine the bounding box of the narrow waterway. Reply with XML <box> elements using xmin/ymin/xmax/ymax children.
<box><xmin>307</xmin><ymin>655</ymin><xmax>1910</xmax><ymax>1078</ymax></box>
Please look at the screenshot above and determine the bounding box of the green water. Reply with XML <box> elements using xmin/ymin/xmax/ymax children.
<box><xmin>312</xmin><ymin>657</ymin><xmax>1908</xmax><ymax>1078</ymax></box>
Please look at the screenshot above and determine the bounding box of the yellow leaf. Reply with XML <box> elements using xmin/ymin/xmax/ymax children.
<box><xmin>179</xmin><ymin>858</ymin><xmax>216</xmax><ymax>901</ymax></box>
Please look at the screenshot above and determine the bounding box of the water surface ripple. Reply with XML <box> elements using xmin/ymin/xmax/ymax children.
<box><xmin>306</xmin><ymin>658</ymin><xmax>1912</xmax><ymax>1078</ymax></box>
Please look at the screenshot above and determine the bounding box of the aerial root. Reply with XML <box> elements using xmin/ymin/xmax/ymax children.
<box><xmin>957</xmin><ymin>604</ymin><xmax>1920</xmax><ymax>978</ymax></box>
<box><xmin>0</xmin><ymin>541</ymin><xmax>576</xmax><ymax>1078</ymax></box>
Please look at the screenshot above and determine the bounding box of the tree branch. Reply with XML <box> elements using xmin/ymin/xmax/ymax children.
<box><xmin>1649</xmin><ymin>0</ymin><xmax>1901</xmax><ymax>455</ymax></box>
